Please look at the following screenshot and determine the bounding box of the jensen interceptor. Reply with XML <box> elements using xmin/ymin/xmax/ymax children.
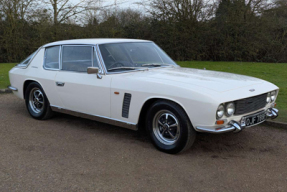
<box><xmin>9</xmin><ymin>39</ymin><xmax>279</xmax><ymax>153</ymax></box>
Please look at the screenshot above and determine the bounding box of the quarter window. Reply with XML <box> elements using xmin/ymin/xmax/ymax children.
<box><xmin>44</xmin><ymin>46</ymin><xmax>60</xmax><ymax>69</ymax></box>
<box><xmin>18</xmin><ymin>51</ymin><xmax>37</xmax><ymax>67</ymax></box>
<box><xmin>62</xmin><ymin>46</ymin><xmax>92</xmax><ymax>72</ymax></box>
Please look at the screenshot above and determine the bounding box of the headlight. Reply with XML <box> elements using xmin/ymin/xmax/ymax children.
<box><xmin>271</xmin><ymin>91</ymin><xmax>276</xmax><ymax>101</ymax></box>
<box><xmin>266</xmin><ymin>92</ymin><xmax>271</xmax><ymax>103</ymax></box>
<box><xmin>225</xmin><ymin>102</ymin><xmax>235</xmax><ymax>117</ymax></box>
<box><xmin>216</xmin><ymin>104</ymin><xmax>225</xmax><ymax>119</ymax></box>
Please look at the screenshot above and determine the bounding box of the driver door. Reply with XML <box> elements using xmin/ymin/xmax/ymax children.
<box><xmin>54</xmin><ymin>45</ymin><xmax>111</xmax><ymax>118</ymax></box>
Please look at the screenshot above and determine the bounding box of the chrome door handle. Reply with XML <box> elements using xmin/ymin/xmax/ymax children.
<box><xmin>56</xmin><ymin>82</ymin><xmax>65</xmax><ymax>87</ymax></box>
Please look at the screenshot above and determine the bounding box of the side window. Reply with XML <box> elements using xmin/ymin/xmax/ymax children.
<box><xmin>62</xmin><ymin>46</ymin><xmax>92</xmax><ymax>72</ymax></box>
<box><xmin>44</xmin><ymin>46</ymin><xmax>60</xmax><ymax>69</ymax></box>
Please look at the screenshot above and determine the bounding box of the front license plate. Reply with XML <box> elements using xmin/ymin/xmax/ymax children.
<box><xmin>244</xmin><ymin>111</ymin><xmax>266</xmax><ymax>127</ymax></box>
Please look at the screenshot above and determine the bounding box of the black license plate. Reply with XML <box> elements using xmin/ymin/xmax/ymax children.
<box><xmin>244</xmin><ymin>111</ymin><xmax>266</xmax><ymax>127</ymax></box>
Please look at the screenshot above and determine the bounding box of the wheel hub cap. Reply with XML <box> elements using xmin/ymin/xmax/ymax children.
<box><xmin>29</xmin><ymin>88</ymin><xmax>44</xmax><ymax>114</ymax></box>
<box><xmin>152</xmin><ymin>110</ymin><xmax>180</xmax><ymax>145</ymax></box>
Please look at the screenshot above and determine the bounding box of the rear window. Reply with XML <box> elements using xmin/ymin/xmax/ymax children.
<box><xmin>17</xmin><ymin>51</ymin><xmax>37</xmax><ymax>67</ymax></box>
<box><xmin>44</xmin><ymin>46</ymin><xmax>60</xmax><ymax>69</ymax></box>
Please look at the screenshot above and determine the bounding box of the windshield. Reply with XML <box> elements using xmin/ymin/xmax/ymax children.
<box><xmin>99</xmin><ymin>42</ymin><xmax>177</xmax><ymax>72</ymax></box>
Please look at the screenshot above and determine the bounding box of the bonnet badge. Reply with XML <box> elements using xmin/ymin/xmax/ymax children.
<box><xmin>249</xmin><ymin>89</ymin><xmax>255</xmax><ymax>92</ymax></box>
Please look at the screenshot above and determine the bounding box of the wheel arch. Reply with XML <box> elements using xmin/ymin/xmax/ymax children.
<box><xmin>137</xmin><ymin>97</ymin><xmax>193</xmax><ymax>131</ymax></box>
<box><xmin>23</xmin><ymin>79</ymin><xmax>44</xmax><ymax>99</ymax></box>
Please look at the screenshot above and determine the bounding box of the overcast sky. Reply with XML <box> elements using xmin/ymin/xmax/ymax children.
<box><xmin>71</xmin><ymin>0</ymin><xmax>143</xmax><ymax>10</ymax></box>
<box><xmin>68</xmin><ymin>0</ymin><xmax>146</xmax><ymax>24</ymax></box>
<box><xmin>104</xmin><ymin>0</ymin><xmax>142</xmax><ymax>9</ymax></box>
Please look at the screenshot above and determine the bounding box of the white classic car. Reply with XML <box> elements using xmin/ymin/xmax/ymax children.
<box><xmin>9</xmin><ymin>39</ymin><xmax>279</xmax><ymax>154</ymax></box>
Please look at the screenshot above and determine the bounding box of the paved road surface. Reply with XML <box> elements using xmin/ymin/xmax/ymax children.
<box><xmin>0</xmin><ymin>94</ymin><xmax>287</xmax><ymax>191</ymax></box>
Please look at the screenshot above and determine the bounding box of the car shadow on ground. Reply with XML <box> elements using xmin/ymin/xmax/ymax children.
<box><xmin>53</xmin><ymin>112</ymin><xmax>272</xmax><ymax>156</ymax></box>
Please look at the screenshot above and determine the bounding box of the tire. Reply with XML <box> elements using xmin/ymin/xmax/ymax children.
<box><xmin>25</xmin><ymin>82</ymin><xmax>54</xmax><ymax>120</ymax></box>
<box><xmin>146</xmin><ymin>100</ymin><xmax>196</xmax><ymax>154</ymax></box>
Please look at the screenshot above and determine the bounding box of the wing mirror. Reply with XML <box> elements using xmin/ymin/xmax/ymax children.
<box><xmin>87</xmin><ymin>67</ymin><xmax>99</xmax><ymax>74</ymax></box>
<box><xmin>87</xmin><ymin>67</ymin><xmax>102</xmax><ymax>79</ymax></box>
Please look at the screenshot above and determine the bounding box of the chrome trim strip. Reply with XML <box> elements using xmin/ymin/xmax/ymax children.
<box><xmin>8</xmin><ymin>86</ymin><xmax>18</xmax><ymax>91</ymax></box>
<box><xmin>59</xmin><ymin>45</ymin><xmax>62</xmax><ymax>70</ymax></box>
<box><xmin>50</xmin><ymin>106</ymin><xmax>138</xmax><ymax>131</ymax></box>
<box><xmin>96</xmin><ymin>41</ymin><xmax>152</xmax><ymax>45</ymax></box>
<box><xmin>105</xmin><ymin>68</ymin><xmax>149</xmax><ymax>75</ymax></box>
<box><xmin>43</xmin><ymin>67</ymin><xmax>59</xmax><ymax>71</ymax></box>
<box><xmin>196</xmin><ymin>126</ymin><xmax>236</xmax><ymax>134</ymax></box>
<box><xmin>96</xmin><ymin>44</ymin><xmax>107</xmax><ymax>74</ymax></box>
<box><xmin>94</xmin><ymin>45</ymin><xmax>105</xmax><ymax>74</ymax></box>
<box><xmin>44</xmin><ymin>43</ymin><xmax>97</xmax><ymax>48</ymax></box>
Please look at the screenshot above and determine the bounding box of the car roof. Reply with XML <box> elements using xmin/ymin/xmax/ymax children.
<box><xmin>43</xmin><ymin>38</ymin><xmax>152</xmax><ymax>47</ymax></box>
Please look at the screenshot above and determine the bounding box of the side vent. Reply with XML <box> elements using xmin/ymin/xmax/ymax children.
<box><xmin>122</xmin><ymin>93</ymin><xmax>132</xmax><ymax>118</ymax></box>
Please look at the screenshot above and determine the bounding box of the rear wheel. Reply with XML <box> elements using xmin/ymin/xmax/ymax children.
<box><xmin>146</xmin><ymin>100</ymin><xmax>196</xmax><ymax>154</ymax></box>
<box><xmin>25</xmin><ymin>82</ymin><xmax>53</xmax><ymax>120</ymax></box>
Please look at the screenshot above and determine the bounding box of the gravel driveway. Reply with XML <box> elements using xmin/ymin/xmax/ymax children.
<box><xmin>0</xmin><ymin>94</ymin><xmax>287</xmax><ymax>192</ymax></box>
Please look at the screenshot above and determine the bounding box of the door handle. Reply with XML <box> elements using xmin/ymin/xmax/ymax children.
<box><xmin>56</xmin><ymin>82</ymin><xmax>65</xmax><ymax>87</ymax></box>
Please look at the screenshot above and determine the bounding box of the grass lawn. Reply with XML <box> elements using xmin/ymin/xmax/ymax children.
<box><xmin>1</xmin><ymin>61</ymin><xmax>286</xmax><ymax>122</ymax></box>
<box><xmin>0</xmin><ymin>63</ymin><xmax>16</xmax><ymax>90</ymax></box>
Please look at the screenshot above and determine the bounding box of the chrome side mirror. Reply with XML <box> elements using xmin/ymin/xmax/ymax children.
<box><xmin>87</xmin><ymin>67</ymin><xmax>99</xmax><ymax>74</ymax></box>
<box><xmin>87</xmin><ymin>67</ymin><xmax>102</xmax><ymax>79</ymax></box>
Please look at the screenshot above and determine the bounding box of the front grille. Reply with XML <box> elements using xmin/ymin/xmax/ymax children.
<box><xmin>234</xmin><ymin>93</ymin><xmax>267</xmax><ymax>115</ymax></box>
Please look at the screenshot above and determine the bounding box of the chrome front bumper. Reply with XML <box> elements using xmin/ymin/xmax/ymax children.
<box><xmin>196</xmin><ymin>108</ymin><xmax>279</xmax><ymax>134</ymax></box>
<box><xmin>8</xmin><ymin>86</ymin><xmax>18</xmax><ymax>91</ymax></box>
<box><xmin>266</xmin><ymin>108</ymin><xmax>279</xmax><ymax>119</ymax></box>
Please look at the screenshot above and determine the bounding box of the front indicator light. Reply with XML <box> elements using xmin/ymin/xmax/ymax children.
<box><xmin>216</xmin><ymin>120</ymin><xmax>225</xmax><ymax>125</ymax></box>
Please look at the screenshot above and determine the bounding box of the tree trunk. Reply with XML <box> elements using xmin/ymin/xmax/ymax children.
<box><xmin>53</xmin><ymin>0</ymin><xmax>58</xmax><ymax>25</ymax></box>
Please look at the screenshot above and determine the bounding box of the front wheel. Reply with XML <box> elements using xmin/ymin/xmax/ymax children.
<box><xmin>25</xmin><ymin>82</ymin><xmax>53</xmax><ymax>120</ymax></box>
<box><xmin>146</xmin><ymin>100</ymin><xmax>196</xmax><ymax>154</ymax></box>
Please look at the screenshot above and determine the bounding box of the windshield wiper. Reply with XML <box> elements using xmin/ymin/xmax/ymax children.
<box><xmin>108</xmin><ymin>67</ymin><xmax>146</xmax><ymax>71</ymax></box>
<box><xmin>141</xmin><ymin>63</ymin><xmax>173</xmax><ymax>67</ymax></box>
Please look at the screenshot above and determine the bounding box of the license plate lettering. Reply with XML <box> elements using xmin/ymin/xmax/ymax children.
<box><xmin>257</xmin><ymin>114</ymin><xmax>265</xmax><ymax>122</ymax></box>
<box><xmin>245</xmin><ymin>112</ymin><xmax>266</xmax><ymax>127</ymax></box>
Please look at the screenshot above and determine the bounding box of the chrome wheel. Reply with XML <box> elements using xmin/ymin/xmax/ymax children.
<box><xmin>29</xmin><ymin>88</ymin><xmax>44</xmax><ymax>114</ymax></box>
<box><xmin>152</xmin><ymin>110</ymin><xmax>180</xmax><ymax>145</ymax></box>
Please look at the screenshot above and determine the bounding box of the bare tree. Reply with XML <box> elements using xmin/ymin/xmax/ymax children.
<box><xmin>0</xmin><ymin>0</ymin><xmax>39</xmax><ymax>20</ymax></box>
<box><xmin>83</xmin><ymin>0</ymin><xmax>133</xmax><ymax>25</ymax></box>
<box><xmin>148</xmin><ymin>0</ymin><xmax>215</xmax><ymax>22</ymax></box>
<box><xmin>0</xmin><ymin>0</ymin><xmax>40</xmax><ymax>62</ymax></box>
<box><xmin>42</xmin><ymin>0</ymin><xmax>98</xmax><ymax>25</ymax></box>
